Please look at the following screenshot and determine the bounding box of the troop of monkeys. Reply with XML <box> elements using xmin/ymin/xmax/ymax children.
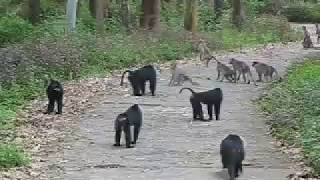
<box><xmin>44</xmin><ymin>49</ymin><xmax>281</xmax><ymax>179</ymax></box>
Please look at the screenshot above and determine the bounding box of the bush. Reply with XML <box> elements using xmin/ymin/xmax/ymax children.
<box><xmin>259</xmin><ymin>60</ymin><xmax>320</xmax><ymax>175</ymax></box>
<box><xmin>283</xmin><ymin>4</ymin><xmax>320</xmax><ymax>23</ymax></box>
<box><xmin>0</xmin><ymin>16</ymin><xmax>33</xmax><ymax>46</ymax></box>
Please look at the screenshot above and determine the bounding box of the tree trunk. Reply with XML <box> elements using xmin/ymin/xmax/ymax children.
<box><xmin>140</xmin><ymin>0</ymin><xmax>161</xmax><ymax>31</ymax></box>
<box><xmin>121</xmin><ymin>0</ymin><xmax>130</xmax><ymax>30</ymax></box>
<box><xmin>66</xmin><ymin>0</ymin><xmax>78</xmax><ymax>32</ymax></box>
<box><xmin>184</xmin><ymin>0</ymin><xmax>197</xmax><ymax>33</ymax></box>
<box><xmin>271</xmin><ymin>0</ymin><xmax>281</xmax><ymax>15</ymax></box>
<box><xmin>232</xmin><ymin>0</ymin><xmax>245</xmax><ymax>29</ymax></box>
<box><xmin>214</xmin><ymin>0</ymin><xmax>224</xmax><ymax>19</ymax></box>
<box><xmin>27</xmin><ymin>0</ymin><xmax>40</xmax><ymax>24</ymax></box>
<box><xmin>96</xmin><ymin>0</ymin><xmax>106</xmax><ymax>34</ymax></box>
<box><xmin>89</xmin><ymin>0</ymin><xmax>108</xmax><ymax>18</ymax></box>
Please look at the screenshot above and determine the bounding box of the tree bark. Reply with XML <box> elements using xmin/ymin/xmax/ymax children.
<box><xmin>271</xmin><ymin>0</ymin><xmax>281</xmax><ymax>15</ymax></box>
<box><xmin>27</xmin><ymin>0</ymin><xmax>40</xmax><ymax>24</ymax></box>
<box><xmin>66</xmin><ymin>0</ymin><xmax>78</xmax><ymax>32</ymax></box>
<box><xmin>140</xmin><ymin>0</ymin><xmax>161</xmax><ymax>31</ymax></box>
<box><xmin>89</xmin><ymin>0</ymin><xmax>108</xmax><ymax>18</ymax></box>
<box><xmin>121</xmin><ymin>0</ymin><xmax>130</xmax><ymax>30</ymax></box>
<box><xmin>96</xmin><ymin>0</ymin><xmax>106</xmax><ymax>34</ymax></box>
<box><xmin>184</xmin><ymin>0</ymin><xmax>197</xmax><ymax>33</ymax></box>
<box><xmin>214</xmin><ymin>0</ymin><xmax>224</xmax><ymax>19</ymax></box>
<box><xmin>232</xmin><ymin>0</ymin><xmax>245</xmax><ymax>29</ymax></box>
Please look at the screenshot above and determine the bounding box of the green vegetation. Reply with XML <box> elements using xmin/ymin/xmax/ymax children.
<box><xmin>283</xmin><ymin>4</ymin><xmax>320</xmax><ymax>23</ymax></box>
<box><xmin>0</xmin><ymin>145</ymin><xmax>29</xmax><ymax>168</ymax></box>
<box><xmin>0</xmin><ymin>0</ymin><xmax>304</xmax><ymax>169</ymax></box>
<box><xmin>259</xmin><ymin>61</ymin><xmax>320</xmax><ymax>175</ymax></box>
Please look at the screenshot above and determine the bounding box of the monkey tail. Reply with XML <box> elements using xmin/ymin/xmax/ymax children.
<box><xmin>179</xmin><ymin>88</ymin><xmax>196</xmax><ymax>94</ymax></box>
<box><xmin>120</xmin><ymin>70</ymin><xmax>132</xmax><ymax>86</ymax></box>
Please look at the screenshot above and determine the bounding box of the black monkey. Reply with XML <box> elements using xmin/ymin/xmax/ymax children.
<box><xmin>220</xmin><ymin>134</ymin><xmax>245</xmax><ymax>180</ymax></box>
<box><xmin>114</xmin><ymin>104</ymin><xmax>143</xmax><ymax>148</ymax></box>
<box><xmin>120</xmin><ymin>65</ymin><xmax>157</xmax><ymax>96</ymax></box>
<box><xmin>179</xmin><ymin>88</ymin><xmax>223</xmax><ymax>121</ymax></box>
<box><xmin>46</xmin><ymin>79</ymin><xmax>64</xmax><ymax>114</ymax></box>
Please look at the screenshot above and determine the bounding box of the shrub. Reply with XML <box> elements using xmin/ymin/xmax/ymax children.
<box><xmin>0</xmin><ymin>16</ymin><xmax>33</xmax><ymax>46</ymax></box>
<box><xmin>0</xmin><ymin>145</ymin><xmax>29</xmax><ymax>168</ymax></box>
<box><xmin>283</xmin><ymin>4</ymin><xmax>320</xmax><ymax>23</ymax></box>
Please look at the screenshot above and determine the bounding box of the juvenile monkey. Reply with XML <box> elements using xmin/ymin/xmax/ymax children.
<box><xmin>209</xmin><ymin>56</ymin><xmax>235</xmax><ymax>82</ymax></box>
<box><xmin>46</xmin><ymin>79</ymin><xmax>64</xmax><ymax>114</ymax></box>
<box><xmin>302</xmin><ymin>26</ymin><xmax>313</xmax><ymax>48</ymax></box>
<box><xmin>229</xmin><ymin>58</ymin><xmax>257</xmax><ymax>86</ymax></box>
<box><xmin>252</xmin><ymin>61</ymin><xmax>281</xmax><ymax>82</ymax></box>
<box><xmin>198</xmin><ymin>40</ymin><xmax>212</xmax><ymax>67</ymax></box>
<box><xmin>168</xmin><ymin>62</ymin><xmax>199</xmax><ymax>86</ymax></box>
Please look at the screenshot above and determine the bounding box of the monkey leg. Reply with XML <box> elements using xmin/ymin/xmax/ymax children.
<box><xmin>132</xmin><ymin>126</ymin><xmax>140</xmax><ymax>144</ymax></box>
<box><xmin>214</xmin><ymin>102</ymin><xmax>221</xmax><ymax>120</ymax></box>
<box><xmin>140</xmin><ymin>81</ymin><xmax>146</xmax><ymax>95</ymax></box>
<box><xmin>216</xmin><ymin>71</ymin><xmax>221</xmax><ymax>81</ymax></box>
<box><xmin>257</xmin><ymin>73</ymin><xmax>262</xmax><ymax>82</ymax></box>
<box><xmin>47</xmin><ymin>98</ymin><xmax>55</xmax><ymax>114</ymax></box>
<box><xmin>242</xmin><ymin>72</ymin><xmax>247</xmax><ymax>83</ymax></box>
<box><xmin>207</xmin><ymin>104</ymin><xmax>213</xmax><ymax>120</ymax></box>
<box><xmin>124</xmin><ymin>125</ymin><xmax>133</xmax><ymax>148</ymax></box>
<box><xmin>56</xmin><ymin>96</ymin><xmax>63</xmax><ymax>114</ymax></box>
<box><xmin>113</xmin><ymin>130</ymin><xmax>122</xmax><ymax>146</ymax></box>
<box><xmin>149</xmin><ymin>79</ymin><xmax>156</xmax><ymax>96</ymax></box>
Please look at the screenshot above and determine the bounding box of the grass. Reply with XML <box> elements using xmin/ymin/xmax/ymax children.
<box><xmin>258</xmin><ymin>60</ymin><xmax>320</xmax><ymax>175</ymax></box>
<box><xmin>0</xmin><ymin>145</ymin><xmax>29</xmax><ymax>168</ymax></box>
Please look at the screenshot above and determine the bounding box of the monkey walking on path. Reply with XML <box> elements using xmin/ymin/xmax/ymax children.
<box><xmin>179</xmin><ymin>87</ymin><xmax>223</xmax><ymax>122</ymax></box>
<box><xmin>45</xmin><ymin>79</ymin><xmax>64</xmax><ymax>115</ymax></box>
<box><xmin>302</xmin><ymin>26</ymin><xmax>314</xmax><ymax>48</ymax></box>
<box><xmin>229</xmin><ymin>58</ymin><xmax>257</xmax><ymax>86</ymax></box>
<box><xmin>252</xmin><ymin>61</ymin><xmax>282</xmax><ymax>82</ymax></box>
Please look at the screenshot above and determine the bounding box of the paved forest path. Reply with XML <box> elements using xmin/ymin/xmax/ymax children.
<box><xmin>47</xmin><ymin>24</ymin><xmax>320</xmax><ymax>180</ymax></box>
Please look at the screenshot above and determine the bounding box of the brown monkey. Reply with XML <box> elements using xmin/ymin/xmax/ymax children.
<box><xmin>229</xmin><ymin>58</ymin><xmax>257</xmax><ymax>86</ymax></box>
<box><xmin>252</xmin><ymin>61</ymin><xmax>281</xmax><ymax>82</ymax></box>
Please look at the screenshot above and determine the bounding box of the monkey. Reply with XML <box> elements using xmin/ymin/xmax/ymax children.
<box><xmin>120</xmin><ymin>65</ymin><xmax>157</xmax><ymax>96</ymax></box>
<box><xmin>252</xmin><ymin>61</ymin><xmax>281</xmax><ymax>82</ymax></box>
<box><xmin>302</xmin><ymin>26</ymin><xmax>313</xmax><ymax>48</ymax></box>
<box><xmin>316</xmin><ymin>24</ymin><xmax>320</xmax><ymax>44</ymax></box>
<box><xmin>179</xmin><ymin>88</ymin><xmax>223</xmax><ymax>121</ymax></box>
<box><xmin>209</xmin><ymin>56</ymin><xmax>235</xmax><ymax>83</ymax></box>
<box><xmin>220</xmin><ymin>134</ymin><xmax>245</xmax><ymax>180</ymax></box>
<box><xmin>168</xmin><ymin>62</ymin><xmax>199</xmax><ymax>86</ymax></box>
<box><xmin>46</xmin><ymin>79</ymin><xmax>64</xmax><ymax>114</ymax></box>
<box><xmin>114</xmin><ymin>104</ymin><xmax>143</xmax><ymax>148</ymax></box>
<box><xmin>229</xmin><ymin>58</ymin><xmax>257</xmax><ymax>86</ymax></box>
<box><xmin>198</xmin><ymin>40</ymin><xmax>212</xmax><ymax>67</ymax></box>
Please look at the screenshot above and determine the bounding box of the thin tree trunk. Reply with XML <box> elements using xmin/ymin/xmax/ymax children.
<box><xmin>121</xmin><ymin>0</ymin><xmax>130</xmax><ymax>30</ymax></box>
<box><xmin>140</xmin><ymin>0</ymin><xmax>161</xmax><ymax>31</ymax></box>
<box><xmin>232</xmin><ymin>0</ymin><xmax>245</xmax><ymax>29</ymax></box>
<box><xmin>96</xmin><ymin>0</ymin><xmax>106</xmax><ymax>34</ymax></box>
<box><xmin>89</xmin><ymin>0</ymin><xmax>96</xmax><ymax>18</ymax></box>
<box><xmin>184</xmin><ymin>0</ymin><xmax>197</xmax><ymax>33</ymax></box>
<box><xmin>271</xmin><ymin>0</ymin><xmax>281</xmax><ymax>15</ymax></box>
<box><xmin>27</xmin><ymin>0</ymin><xmax>40</xmax><ymax>24</ymax></box>
<box><xmin>214</xmin><ymin>0</ymin><xmax>224</xmax><ymax>19</ymax></box>
<box><xmin>66</xmin><ymin>0</ymin><xmax>78</xmax><ymax>32</ymax></box>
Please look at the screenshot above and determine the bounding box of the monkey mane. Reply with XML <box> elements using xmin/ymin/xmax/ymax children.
<box><xmin>120</xmin><ymin>70</ymin><xmax>132</xmax><ymax>86</ymax></box>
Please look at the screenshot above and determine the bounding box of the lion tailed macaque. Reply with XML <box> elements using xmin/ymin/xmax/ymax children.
<box><xmin>220</xmin><ymin>134</ymin><xmax>245</xmax><ymax>180</ymax></box>
<box><xmin>168</xmin><ymin>62</ymin><xmax>199</xmax><ymax>86</ymax></box>
<box><xmin>120</xmin><ymin>65</ymin><xmax>157</xmax><ymax>96</ymax></box>
<box><xmin>179</xmin><ymin>88</ymin><xmax>223</xmax><ymax>121</ymax></box>
<box><xmin>252</xmin><ymin>61</ymin><xmax>281</xmax><ymax>82</ymax></box>
<box><xmin>114</xmin><ymin>104</ymin><xmax>143</xmax><ymax>148</ymax></box>
<box><xmin>45</xmin><ymin>79</ymin><xmax>64</xmax><ymax>114</ymax></box>
<box><xmin>302</xmin><ymin>26</ymin><xmax>313</xmax><ymax>48</ymax></box>
<box><xmin>229</xmin><ymin>58</ymin><xmax>257</xmax><ymax>86</ymax></box>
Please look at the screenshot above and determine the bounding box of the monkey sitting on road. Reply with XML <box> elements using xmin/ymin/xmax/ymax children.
<box><xmin>229</xmin><ymin>58</ymin><xmax>257</xmax><ymax>86</ymax></box>
<box><xmin>45</xmin><ymin>79</ymin><xmax>64</xmax><ymax>114</ymax></box>
<box><xmin>252</xmin><ymin>61</ymin><xmax>281</xmax><ymax>82</ymax></box>
<box><xmin>168</xmin><ymin>62</ymin><xmax>199</xmax><ymax>86</ymax></box>
<box><xmin>302</xmin><ymin>26</ymin><xmax>313</xmax><ymax>48</ymax></box>
<box><xmin>120</xmin><ymin>65</ymin><xmax>157</xmax><ymax>96</ymax></box>
<box><xmin>220</xmin><ymin>134</ymin><xmax>245</xmax><ymax>180</ymax></box>
<box><xmin>209</xmin><ymin>56</ymin><xmax>235</xmax><ymax>83</ymax></box>
<box><xmin>114</xmin><ymin>104</ymin><xmax>143</xmax><ymax>148</ymax></box>
<box><xmin>316</xmin><ymin>24</ymin><xmax>320</xmax><ymax>44</ymax></box>
<box><xmin>179</xmin><ymin>87</ymin><xmax>223</xmax><ymax>121</ymax></box>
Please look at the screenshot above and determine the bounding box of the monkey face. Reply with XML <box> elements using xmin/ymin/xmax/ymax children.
<box><xmin>252</xmin><ymin>62</ymin><xmax>258</xmax><ymax>67</ymax></box>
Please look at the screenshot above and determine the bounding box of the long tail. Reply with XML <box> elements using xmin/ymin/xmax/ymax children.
<box><xmin>120</xmin><ymin>70</ymin><xmax>131</xmax><ymax>86</ymax></box>
<box><xmin>179</xmin><ymin>87</ymin><xmax>196</xmax><ymax>94</ymax></box>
